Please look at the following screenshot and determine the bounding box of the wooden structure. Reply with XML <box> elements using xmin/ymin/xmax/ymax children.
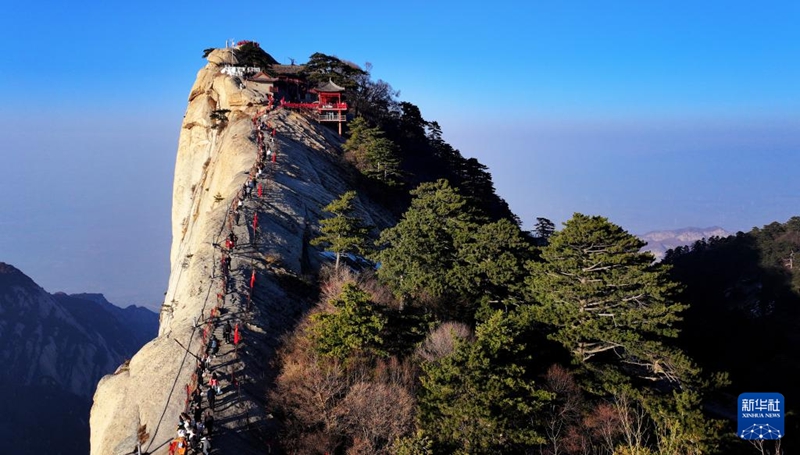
<box><xmin>248</xmin><ymin>71</ymin><xmax>277</xmax><ymax>84</ymax></box>
<box><xmin>270</xmin><ymin>65</ymin><xmax>309</xmax><ymax>103</ymax></box>
<box><xmin>281</xmin><ymin>79</ymin><xmax>348</xmax><ymax>134</ymax></box>
<box><xmin>247</xmin><ymin>71</ymin><xmax>279</xmax><ymax>94</ymax></box>
<box><xmin>313</xmin><ymin>80</ymin><xmax>347</xmax><ymax>135</ymax></box>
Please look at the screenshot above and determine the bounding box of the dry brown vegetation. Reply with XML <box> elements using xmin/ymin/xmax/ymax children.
<box><xmin>540</xmin><ymin>365</ymin><xmax>692</xmax><ymax>455</ymax></box>
<box><xmin>269</xmin><ymin>269</ymin><xmax>417</xmax><ymax>454</ymax></box>
<box><xmin>415</xmin><ymin>321</ymin><xmax>473</xmax><ymax>363</ymax></box>
<box><xmin>319</xmin><ymin>264</ymin><xmax>398</xmax><ymax>309</ymax></box>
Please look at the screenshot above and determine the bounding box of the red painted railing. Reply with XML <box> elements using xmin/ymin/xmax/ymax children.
<box><xmin>281</xmin><ymin>101</ymin><xmax>348</xmax><ymax>110</ymax></box>
<box><xmin>320</xmin><ymin>103</ymin><xmax>348</xmax><ymax>110</ymax></box>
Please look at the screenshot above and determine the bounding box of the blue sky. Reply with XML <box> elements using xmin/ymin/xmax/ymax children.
<box><xmin>1</xmin><ymin>1</ymin><xmax>798</xmax><ymax>309</ymax></box>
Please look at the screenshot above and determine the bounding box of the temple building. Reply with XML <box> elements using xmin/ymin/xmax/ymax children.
<box><xmin>225</xmin><ymin>60</ymin><xmax>350</xmax><ymax>134</ymax></box>
<box><xmin>311</xmin><ymin>80</ymin><xmax>347</xmax><ymax>135</ymax></box>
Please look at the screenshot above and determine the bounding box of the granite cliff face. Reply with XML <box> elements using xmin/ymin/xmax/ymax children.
<box><xmin>89</xmin><ymin>49</ymin><xmax>395</xmax><ymax>454</ymax></box>
<box><xmin>0</xmin><ymin>262</ymin><xmax>157</xmax><ymax>455</ymax></box>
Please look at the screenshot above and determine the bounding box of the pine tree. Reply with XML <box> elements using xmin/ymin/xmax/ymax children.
<box><xmin>311</xmin><ymin>191</ymin><xmax>371</xmax><ymax>270</ymax></box>
<box><xmin>453</xmin><ymin>218</ymin><xmax>534</xmax><ymax>301</ymax></box>
<box><xmin>343</xmin><ymin>116</ymin><xmax>371</xmax><ymax>167</ymax></box>
<box><xmin>533</xmin><ymin>217</ymin><xmax>555</xmax><ymax>243</ymax></box>
<box><xmin>344</xmin><ymin>117</ymin><xmax>402</xmax><ymax>185</ymax></box>
<box><xmin>374</xmin><ymin>180</ymin><xmax>479</xmax><ymax>303</ymax></box>
<box><xmin>392</xmin><ymin>430</ymin><xmax>434</xmax><ymax>455</ymax></box>
<box><xmin>524</xmin><ymin>213</ymin><xmax>723</xmax><ymax>454</ymax></box>
<box><xmin>417</xmin><ymin>311</ymin><xmax>551</xmax><ymax>453</ymax></box>
<box><xmin>233</xmin><ymin>41</ymin><xmax>277</xmax><ymax>68</ymax></box>
<box><xmin>311</xmin><ymin>283</ymin><xmax>387</xmax><ymax>361</ymax></box>
<box><xmin>303</xmin><ymin>52</ymin><xmax>366</xmax><ymax>90</ymax></box>
<box><xmin>524</xmin><ymin>213</ymin><xmax>690</xmax><ymax>384</ymax></box>
<box><xmin>364</xmin><ymin>136</ymin><xmax>403</xmax><ymax>184</ymax></box>
<box><xmin>375</xmin><ymin>180</ymin><xmax>532</xmax><ymax>317</ymax></box>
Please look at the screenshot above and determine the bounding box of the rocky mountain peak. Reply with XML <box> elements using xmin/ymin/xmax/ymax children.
<box><xmin>89</xmin><ymin>49</ymin><xmax>395</xmax><ymax>455</ymax></box>
<box><xmin>0</xmin><ymin>263</ymin><xmax>158</xmax><ymax>455</ymax></box>
<box><xmin>0</xmin><ymin>261</ymin><xmax>40</xmax><ymax>290</ymax></box>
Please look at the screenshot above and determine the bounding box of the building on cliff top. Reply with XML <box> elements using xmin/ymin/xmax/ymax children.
<box><xmin>229</xmin><ymin>61</ymin><xmax>348</xmax><ymax>134</ymax></box>
<box><xmin>310</xmin><ymin>79</ymin><xmax>347</xmax><ymax>135</ymax></box>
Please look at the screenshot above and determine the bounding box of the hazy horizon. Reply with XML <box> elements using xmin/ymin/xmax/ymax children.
<box><xmin>1</xmin><ymin>1</ymin><xmax>798</xmax><ymax>310</ymax></box>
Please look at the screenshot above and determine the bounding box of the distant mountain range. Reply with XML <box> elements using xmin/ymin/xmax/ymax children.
<box><xmin>639</xmin><ymin>227</ymin><xmax>731</xmax><ymax>260</ymax></box>
<box><xmin>0</xmin><ymin>262</ymin><xmax>158</xmax><ymax>455</ymax></box>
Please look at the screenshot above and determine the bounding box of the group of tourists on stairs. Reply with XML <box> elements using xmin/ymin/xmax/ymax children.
<box><xmin>164</xmin><ymin>108</ymin><xmax>285</xmax><ymax>455</ymax></box>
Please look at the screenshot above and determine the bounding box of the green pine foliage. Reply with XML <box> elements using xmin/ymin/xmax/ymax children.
<box><xmin>302</xmin><ymin>52</ymin><xmax>367</xmax><ymax>90</ymax></box>
<box><xmin>344</xmin><ymin>117</ymin><xmax>403</xmax><ymax>185</ymax></box>
<box><xmin>664</xmin><ymin>217</ymin><xmax>800</xmax><ymax>454</ymax></box>
<box><xmin>375</xmin><ymin>180</ymin><xmax>533</xmax><ymax>319</ymax></box>
<box><xmin>260</xmin><ymin>49</ymin><xmax>519</xmax><ymax>223</ymax></box>
<box><xmin>233</xmin><ymin>41</ymin><xmax>278</xmax><ymax>68</ymax></box>
<box><xmin>417</xmin><ymin>311</ymin><xmax>551</xmax><ymax>454</ymax></box>
<box><xmin>310</xmin><ymin>283</ymin><xmax>387</xmax><ymax>361</ymax></box>
<box><xmin>522</xmin><ymin>213</ymin><xmax>725</xmax><ymax>454</ymax></box>
<box><xmin>258</xmin><ymin>47</ymin><xmax>766</xmax><ymax>454</ymax></box>
<box><xmin>454</xmin><ymin>218</ymin><xmax>534</xmax><ymax>301</ymax></box>
<box><xmin>392</xmin><ymin>430</ymin><xmax>434</xmax><ymax>455</ymax></box>
<box><xmin>210</xmin><ymin>109</ymin><xmax>230</xmax><ymax>128</ymax></box>
<box><xmin>752</xmin><ymin>216</ymin><xmax>800</xmax><ymax>291</ymax></box>
<box><xmin>310</xmin><ymin>191</ymin><xmax>371</xmax><ymax>269</ymax></box>
<box><xmin>375</xmin><ymin>180</ymin><xmax>478</xmax><ymax>302</ymax></box>
<box><xmin>533</xmin><ymin>217</ymin><xmax>555</xmax><ymax>245</ymax></box>
<box><xmin>524</xmin><ymin>213</ymin><xmax>691</xmax><ymax>384</ymax></box>
<box><xmin>641</xmin><ymin>388</ymin><xmax>725</xmax><ymax>455</ymax></box>
<box><xmin>376</xmin><ymin>102</ymin><xmax>519</xmax><ymax>224</ymax></box>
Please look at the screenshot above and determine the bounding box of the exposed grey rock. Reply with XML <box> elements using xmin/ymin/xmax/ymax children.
<box><xmin>0</xmin><ymin>262</ymin><xmax>157</xmax><ymax>455</ymax></box>
<box><xmin>90</xmin><ymin>48</ymin><xmax>396</xmax><ymax>455</ymax></box>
